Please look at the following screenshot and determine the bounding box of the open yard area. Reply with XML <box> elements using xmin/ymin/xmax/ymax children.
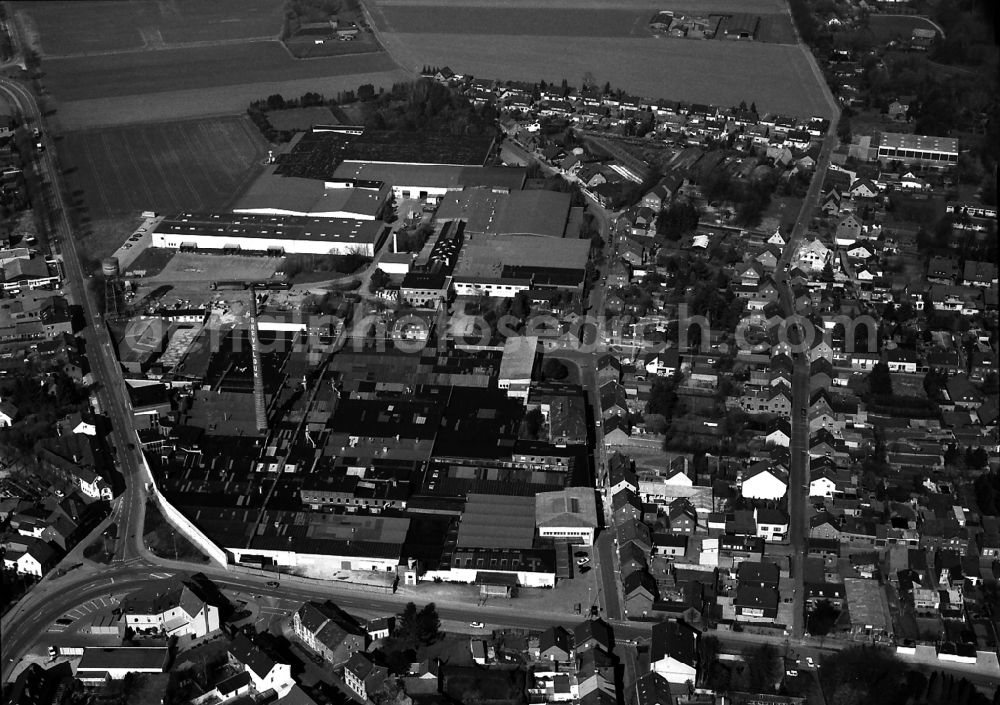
<box><xmin>60</xmin><ymin>116</ymin><xmax>267</xmax><ymax>219</ymax></box>
<box><xmin>144</xmin><ymin>251</ymin><xmax>279</xmax><ymax>285</ymax></box>
<box><xmin>16</xmin><ymin>0</ymin><xmax>282</xmax><ymax>57</ymax></box>
<box><xmin>372</xmin><ymin>30</ymin><xmax>832</xmax><ymax>116</ymax></box>
<box><xmin>865</xmin><ymin>14</ymin><xmax>942</xmax><ymax>44</ymax></box>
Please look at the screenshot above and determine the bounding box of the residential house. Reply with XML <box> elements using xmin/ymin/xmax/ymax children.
<box><xmin>538</xmin><ymin>626</ymin><xmax>573</xmax><ymax>663</ymax></box>
<box><xmin>228</xmin><ymin>633</ymin><xmax>294</xmax><ymax>698</ymax></box>
<box><xmin>886</xmin><ymin>348</ymin><xmax>918</xmax><ymax>373</ymax></box>
<box><xmin>607</xmin><ymin>259</ymin><xmax>631</xmax><ymax>288</ymax></box>
<box><xmin>292</xmin><ymin>601</ymin><xmax>367</xmax><ymax>666</ymax></box>
<box><xmin>618</xmin><ymin>542</ymin><xmax>648</xmax><ymax>577</ymax></box>
<box><xmin>765</xmin><ymin>418</ymin><xmax>791</xmax><ymax>447</ymax></box>
<box><xmin>9</xmin><ymin>539</ymin><xmax>56</xmax><ymax>577</ymax></box>
<box><xmin>741</xmin><ymin>463</ymin><xmax>787</xmax><ymax>500</ymax></box>
<box><xmin>963</xmin><ymin>260</ymin><xmax>998</xmax><ymax>287</ymax></box>
<box><xmin>809</xmin><ymin>512</ymin><xmax>841</xmax><ymax>541</ymax></box>
<box><xmin>600</xmin><ymin>381</ymin><xmax>630</xmax><ymax>419</ymax></box>
<box><xmin>618</xmin><ymin>519</ymin><xmax>653</xmax><ymax>553</ymax></box>
<box><xmin>835</xmin><ymin>214</ymin><xmax>862</xmax><ymax>245</ymax></box>
<box><xmin>766</xmin><ymin>385</ymin><xmax>792</xmax><ymax>418</ymax></box>
<box><xmin>849</xmin><ymin>178</ymin><xmax>878</xmax><ymax>199</ymax></box>
<box><xmin>651</xmin><ymin>533</ymin><xmax>688</xmax><ymax>558</ymax></box>
<box><xmin>755</xmin><ymin>245</ymin><xmax>780</xmax><ymax>270</ymax></box>
<box><xmin>664</xmin><ymin>457</ymin><xmax>692</xmax><ymax>487</ymax></box>
<box><xmin>767</xmin><ymin>228</ymin><xmax>787</xmax><ymax>248</ymax></box>
<box><xmin>641</xmin><ymin>174</ymin><xmax>684</xmax><ymax>212</ymax></box>
<box><xmin>612</xmin><ymin>489</ymin><xmax>643</xmax><ymax>525</ymax></box>
<box><xmin>794</xmin><ymin>238</ymin><xmax>831</xmax><ymax>272</ymax></box>
<box><xmin>927</xmin><ymin>256</ymin><xmax>959</xmax><ymax>284</ymax></box>
<box><xmin>597</xmin><ymin>354</ymin><xmax>622</xmax><ymax>385</ymax></box>
<box><xmin>122</xmin><ymin>580</ymin><xmax>222</xmax><ymax>639</ymax></box>
<box><xmin>608</xmin><ymin>454</ymin><xmax>638</xmax><ymax>495</ymax></box>
<box><xmin>754</xmin><ymin>507</ymin><xmax>788</xmax><ymax>542</ymax></box>
<box><xmin>624</xmin><ymin>571</ymin><xmax>658</xmax><ymax>617</ymax></box>
<box><xmin>946</xmin><ymin>376</ymin><xmax>983</xmax><ymax>409</ymax></box>
<box><xmin>650</xmin><ymin>620</ymin><xmax>698</xmax><ymax>685</ymax></box>
<box><xmin>0</xmin><ymin>400</ymin><xmax>18</xmax><ymax>427</ymax></box>
<box><xmin>666</xmin><ymin>497</ymin><xmax>698</xmax><ymax>535</ymax></box>
<box><xmin>343</xmin><ymin>652</ymin><xmax>389</xmax><ymax>703</ymax></box>
<box><xmin>847</xmin><ymin>243</ymin><xmax>875</xmax><ymax>260</ymax></box>
<box><xmin>602</xmin><ymin>415</ymin><xmax>631</xmax><ymax>445</ymax></box>
<box><xmin>573</xmin><ymin>618</ymin><xmax>613</xmax><ymax>655</ymax></box>
<box><xmin>734</xmin><ymin>584</ymin><xmax>779</xmax><ymax>622</ymax></box>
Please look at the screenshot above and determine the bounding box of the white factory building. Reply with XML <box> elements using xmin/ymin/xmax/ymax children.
<box><xmin>232</xmin><ymin>166</ymin><xmax>392</xmax><ymax>220</ymax></box>
<box><xmin>332</xmin><ymin>162</ymin><xmax>527</xmax><ymax>204</ymax></box>
<box><xmin>150</xmin><ymin>212</ymin><xmax>389</xmax><ymax>257</ymax></box>
<box><xmin>877</xmin><ymin>132</ymin><xmax>958</xmax><ymax>169</ymax></box>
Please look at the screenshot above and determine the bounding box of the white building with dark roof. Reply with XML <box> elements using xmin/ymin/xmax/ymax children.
<box><xmin>877</xmin><ymin>132</ymin><xmax>958</xmax><ymax>169</ymax></box>
<box><xmin>535</xmin><ymin>487</ymin><xmax>599</xmax><ymax>546</ymax></box>
<box><xmin>151</xmin><ymin>212</ymin><xmax>388</xmax><ymax>257</ymax></box>
<box><xmin>121</xmin><ymin>580</ymin><xmax>221</xmax><ymax>639</ymax></box>
<box><xmin>228</xmin><ymin>633</ymin><xmax>294</xmax><ymax>698</ymax></box>
<box><xmin>76</xmin><ymin>647</ymin><xmax>169</xmax><ymax>684</ymax></box>
<box><xmin>292</xmin><ymin>601</ymin><xmax>366</xmax><ymax>666</ymax></box>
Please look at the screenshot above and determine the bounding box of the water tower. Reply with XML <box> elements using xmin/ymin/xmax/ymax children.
<box><xmin>102</xmin><ymin>256</ymin><xmax>124</xmax><ymax>320</ymax></box>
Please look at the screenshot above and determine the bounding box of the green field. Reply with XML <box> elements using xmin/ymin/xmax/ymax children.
<box><xmin>61</xmin><ymin>117</ymin><xmax>267</xmax><ymax>219</ymax></box>
<box><xmin>43</xmin><ymin>41</ymin><xmax>399</xmax><ymax>103</ymax></box>
<box><xmin>17</xmin><ymin>0</ymin><xmax>282</xmax><ymax>57</ymax></box>
<box><xmin>24</xmin><ymin>0</ymin><xmax>404</xmax><ymax>129</ymax></box>
<box><xmin>374</xmin><ymin>4</ymin><xmax>796</xmax><ymax>43</ymax></box>
<box><xmin>366</xmin><ymin>0</ymin><xmax>829</xmax><ymax>116</ymax></box>
<box><xmin>374</xmin><ymin>31</ymin><xmax>832</xmax><ymax>117</ymax></box>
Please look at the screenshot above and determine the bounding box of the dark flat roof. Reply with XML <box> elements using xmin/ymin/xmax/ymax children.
<box><xmin>155</xmin><ymin>212</ymin><xmax>384</xmax><ymax>246</ymax></box>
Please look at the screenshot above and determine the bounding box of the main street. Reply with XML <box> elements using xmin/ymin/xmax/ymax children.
<box><xmin>0</xmin><ymin>78</ymin><xmax>150</xmax><ymax>565</ymax></box>
<box><xmin>772</xmin><ymin>103</ymin><xmax>841</xmax><ymax>639</ymax></box>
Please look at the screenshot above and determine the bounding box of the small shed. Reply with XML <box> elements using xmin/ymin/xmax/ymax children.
<box><xmin>475</xmin><ymin>571</ymin><xmax>518</xmax><ymax>599</ymax></box>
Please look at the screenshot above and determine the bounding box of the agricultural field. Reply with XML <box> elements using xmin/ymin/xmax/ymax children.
<box><xmin>374</xmin><ymin>0</ymin><xmax>787</xmax><ymax>10</ymax></box>
<box><xmin>60</xmin><ymin>117</ymin><xmax>267</xmax><ymax>220</ymax></box>
<box><xmin>53</xmin><ymin>69</ymin><xmax>411</xmax><ymax>130</ymax></box>
<box><xmin>372</xmin><ymin>3</ymin><xmax>796</xmax><ymax>42</ymax></box>
<box><xmin>375</xmin><ymin>32</ymin><xmax>832</xmax><ymax>117</ymax></box>
<box><xmin>23</xmin><ymin>0</ymin><xmax>404</xmax><ymax>130</ymax></box>
<box><xmin>15</xmin><ymin>0</ymin><xmax>282</xmax><ymax>57</ymax></box>
<box><xmin>283</xmin><ymin>33</ymin><xmax>383</xmax><ymax>58</ymax></box>
<box><xmin>43</xmin><ymin>42</ymin><xmax>399</xmax><ymax>103</ymax></box>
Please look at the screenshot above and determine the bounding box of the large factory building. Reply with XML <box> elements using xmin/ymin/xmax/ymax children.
<box><xmin>150</xmin><ymin>212</ymin><xmax>389</xmax><ymax>257</ymax></box>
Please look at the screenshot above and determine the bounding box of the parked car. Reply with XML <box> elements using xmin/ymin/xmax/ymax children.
<box><xmin>266</xmin><ymin>581</ymin><xmax>280</xmax><ymax>588</ymax></box>
<box><xmin>576</xmin><ymin>557</ymin><xmax>590</xmax><ymax>566</ymax></box>
<box><xmin>469</xmin><ymin>621</ymin><xmax>485</xmax><ymax>629</ymax></box>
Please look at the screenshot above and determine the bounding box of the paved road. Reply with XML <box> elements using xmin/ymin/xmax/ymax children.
<box><xmin>0</xmin><ymin>78</ymin><xmax>151</xmax><ymax>565</ymax></box>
